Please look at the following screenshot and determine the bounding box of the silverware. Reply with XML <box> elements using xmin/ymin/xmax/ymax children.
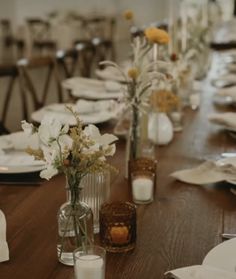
<box><xmin>221</xmin><ymin>233</ymin><xmax>236</xmax><ymax>239</ymax></box>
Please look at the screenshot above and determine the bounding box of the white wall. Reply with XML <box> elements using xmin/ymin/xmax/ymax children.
<box><xmin>13</xmin><ymin>0</ymin><xmax>169</xmax><ymax>33</ymax></box>
<box><xmin>0</xmin><ymin>0</ymin><xmax>16</xmax><ymax>22</ymax></box>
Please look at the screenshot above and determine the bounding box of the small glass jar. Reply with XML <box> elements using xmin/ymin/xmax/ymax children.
<box><xmin>99</xmin><ymin>202</ymin><xmax>136</xmax><ymax>253</ymax></box>
<box><xmin>129</xmin><ymin>157</ymin><xmax>157</xmax><ymax>183</ymax></box>
<box><xmin>131</xmin><ymin>171</ymin><xmax>155</xmax><ymax>204</ymax></box>
<box><xmin>73</xmin><ymin>245</ymin><xmax>106</xmax><ymax>279</ymax></box>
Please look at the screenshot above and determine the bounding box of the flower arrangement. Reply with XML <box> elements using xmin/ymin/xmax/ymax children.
<box><xmin>150</xmin><ymin>90</ymin><xmax>179</xmax><ymax>113</ymax></box>
<box><xmin>100</xmin><ymin>11</ymin><xmax>172</xmax><ymax>158</ymax></box>
<box><xmin>22</xmin><ymin>107</ymin><xmax>118</xmax><ymax>264</ymax></box>
<box><xmin>21</xmin><ymin>107</ymin><xmax>118</xmax><ymax>187</ymax></box>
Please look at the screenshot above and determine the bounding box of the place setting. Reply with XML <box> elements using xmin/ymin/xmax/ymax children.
<box><xmin>62</xmin><ymin>76</ymin><xmax>125</xmax><ymax>100</ymax></box>
<box><xmin>31</xmin><ymin>99</ymin><xmax>123</xmax><ymax>126</ymax></box>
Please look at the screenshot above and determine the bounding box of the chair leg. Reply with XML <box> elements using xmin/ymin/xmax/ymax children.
<box><xmin>52</xmin><ymin>61</ymin><xmax>63</xmax><ymax>103</ymax></box>
<box><xmin>41</xmin><ymin>64</ymin><xmax>53</xmax><ymax>105</ymax></box>
<box><xmin>18</xmin><ymin>68</ymin><xmax>32</xmax><ymax>120</ymax></box>
<box><xmin>0</xmin><ymin>121</ymin><xmax>9</xmax><ymax>135</ymax></box>
<box><xmin>21</xmin><ymin>68</ymin><xmax>41</xmax><ymax>109</ymax></box>
<box><xmin>2</xmin><ymin>75</ymin><xmax>16</xmax><ymax>125</ymax></box>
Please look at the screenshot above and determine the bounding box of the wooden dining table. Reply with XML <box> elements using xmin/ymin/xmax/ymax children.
<box><xmin>1</xmin><ymin>49</ymin><xmax>236</xmax><ymax>279</ymax></box>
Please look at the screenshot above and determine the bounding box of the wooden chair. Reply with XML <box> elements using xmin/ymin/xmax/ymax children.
<box><xmin>17</xmin><ymin>55</ymin><xmax>62</xmax><ymax>120</ymax></box>
<box><xmin>0</xmin><ymin>65</ymin><xmax>19</xmax><ymax>133</ymax></box>
<box><xmin>83</xmin><ymin>15</ymin><xmax>116</xmax><ymax>61</ymax></box>
<box><xmin>26</xmin><ymin>18</ymin><xmax>57</xmax><ymax>54</ymax></box>
<box><xmin>57</xmin><ymin>41</ymin><xmax>95</xmax><ymax>79</ymax></box>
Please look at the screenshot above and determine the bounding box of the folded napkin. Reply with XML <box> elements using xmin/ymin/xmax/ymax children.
<box><xmin>208</xmin><ymin>112</ymin><xmax>236</xmax><ymax>130</ymax></box>
<box><xmin>76</xmin><ymin>100</ymin><xmax>114</xmax><ymax>114</ymax></box>
<box><xmin>170</xmin><ymin>161</ymin><xmax>236</xmax><ymax>185</ymax></box>
<box><xmin>216</xmin><ymin>86</ymin><xmax>236</xmax><ymax>101</ymax></box>
<box><xmin>0</xmin><ymin>154</ymin><xmax>44</xmax><ymax>166</ymax></box>
<box><xmin>95</xmin><ymin>68</ymin><xmax>126</xmax><ymax>83</ymax></box>
<box><xmin>165</xmin><ymin>265</ymin><xmax>236</xmax><ymax>279</ymax></box>
<box><xmin>0</xmin><ymin>210</ymin><xmax>9</xmax><ymax>262</ymax></box>
<box><xmin>104</xmin><ymin>80</ymin><xmax>126</xmax><ymax>93</ymax></box>
<box><xmin>62</xmin><ymin>77</ymin><xmax>105</xmax><ymax>92</ymax></box>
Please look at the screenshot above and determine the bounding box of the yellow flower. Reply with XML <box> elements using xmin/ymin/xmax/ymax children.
<box><xmin>144</xmin><ymin>27</ymin><xmax>169</xmax><ymax>45</ymax></box>
<box><xmin>127</xmin><ymin>68</ymin><xmax>139</xmax><ymax>80</ymax></box>
<box><xmin>123</xmin><ymin>10</ymin><xmax>134</xmax><ymax>21</ymax></box>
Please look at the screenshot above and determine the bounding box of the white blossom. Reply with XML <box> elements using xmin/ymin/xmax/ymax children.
<box><xmin>21</xmin><ymin>120</ymin><xmax>35</xmax><ymax>136</ymax></box>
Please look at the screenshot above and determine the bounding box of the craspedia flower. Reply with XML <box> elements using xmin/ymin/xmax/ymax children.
<box><xmin>127</xmin><ymin>67</ymin><xmax>139</xmax><ymax>80</ymax></box>
<box><xmin>123</xmin><ymin>10</ymin><xmax>134</xmax><ymax>21</ymax></box>
<box><xmin>144</xmin><ymin>27</ymin><xmax>169</xmax><ymax>44</ymax></box>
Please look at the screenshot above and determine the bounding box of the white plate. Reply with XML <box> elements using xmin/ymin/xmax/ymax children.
<box><xmin>0</xmin><ymin>165</ymin><xmax>44</xmax><ymax>174</ymax></box>
<box><xmin>203</xmin><ymin>238</ymin><xmax>236</xmax><ymax>272</ymax></box>
<box><xmin>31</xmin><ymin>102</ymin><xmax>120</xmax><ymax>125</ymax></box>
<box><xmin>0</xmin><ymin>151</ymin><xmax>45</xmax><ymax>174</ymax></box>
<box><xmin>62</xmin><ymin>77</ymin><xmax>124</xmax><ymax>100</ymax></box>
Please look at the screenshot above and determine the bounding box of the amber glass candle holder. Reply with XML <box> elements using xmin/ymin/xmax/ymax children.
<box><xmin>99</xmin><ymin>202</ymin><xmax>136</xmax><ymax>253</ymax></box>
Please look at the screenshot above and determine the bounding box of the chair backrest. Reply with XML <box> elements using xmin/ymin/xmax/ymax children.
<box><xmin>17</xmin><ymin>55</ymin><xmax>62</xmax><ymax>119</ymax></box>
<box><xmin>26</xmin><ymin>18</ymin><xmax>56</xmax><ymax>53</ymax></box>
<box><xmin>83</xmin><ymin>15</ymin><xmax>116</xmax><ymax>42</ymax></box>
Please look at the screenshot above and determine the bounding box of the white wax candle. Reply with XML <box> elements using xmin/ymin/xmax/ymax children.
<box><xmin>75</xmin><ymin>255</ymin><xmax>104</xmax><ymax>279</ymax></box>
<box><xmin>189</xmin><ymin>93</ymin><xmax>200</xmax><ymax>110</ymax></box>
<box><xmin>171</xmin><ymin>112</ymin><xmax>182</xmax><ymax>122</ymax></box>
<box><xmin>132</xmin><ymin>177</ymin><xmax>153</xmax><ymax>202</ymax></box>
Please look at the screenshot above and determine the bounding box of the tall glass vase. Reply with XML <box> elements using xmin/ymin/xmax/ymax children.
<box><xmin>57</xmin><ymin>179</ymin><xmax>94</xmax><ymax>266</ymax></box>
<box><xmin>125</xmin><ymin>106</ymin><xmax>141</xmax><ymax>178</ymax></box>
<box><xmin>130</xmin><ymin>105</ymin><xmax>140</xmax><ymax>160</ymax></box>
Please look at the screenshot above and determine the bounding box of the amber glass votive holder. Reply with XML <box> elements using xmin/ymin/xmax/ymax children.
<box><xmin>99</xmin><ymin>202</ymin><xmax>136</xmax><ymax>253</ymax></box>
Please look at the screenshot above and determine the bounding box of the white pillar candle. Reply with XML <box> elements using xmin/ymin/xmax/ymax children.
<box><xmin>75</xmin><ymin>255</ymin><xmax>104</xmax><ymax>279</ymax></box>
<box><xmin>132</xmin><ymin>176</ymin><xmax>154</xmax><ymax>203</ymax></box>
<box><xmin>189</xmin><ymin>93</ymin><xmax>200</xmax><ymax>110</ymax></box>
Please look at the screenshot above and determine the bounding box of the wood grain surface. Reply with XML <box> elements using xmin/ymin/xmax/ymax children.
<box><xmin>1</xmin><ymin>56</ymin><xmax>236</xmax><ymax>279</ymax></box>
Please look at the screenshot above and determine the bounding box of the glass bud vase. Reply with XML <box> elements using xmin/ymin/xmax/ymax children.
<box><xmin>125</xmin><ymin>106</ymin><xmax>141</xmax><ymax>178</ymax></box>
<box><xmin>57</xmin><ymin>186</ymin><xmax>94</xmax><ymax>266</ymax></box>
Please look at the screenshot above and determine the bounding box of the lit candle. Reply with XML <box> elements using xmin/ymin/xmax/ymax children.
<box><xmin>74</xmin><ymin>254</ymin><xmax>104</xmax><ymax>279</ymax></box>
<box><xmin>171</xmin><ymin>111</ymin><xmax>182</xmax><ymax>122</ymax></box>
<box><xmin>189</xmin><ymin>93</ymin><xmax>200</xmax><ymax>110</ymax></box>
<box><xmin>132</xmin><ymin>176</ymin><xmax>154</xmax><ymax>204</ymax></box>
<box><xmin>110</xmin><ymin>226</ymin><xmax>129</xmax><ymax>244</ymax></box>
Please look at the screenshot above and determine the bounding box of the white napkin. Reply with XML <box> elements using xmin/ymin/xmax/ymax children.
<box><xmin>165</xmin><ymin>265</ymin><xmax>236</xmax><ymax>279</ymax></box>
<box><xmin>0</xmin><ymin>210</ymin><xmax>9</xmax><ymax>262</ymax></box>
<box><xmin>104</xmin><ymin>80</ymin><xmax>126</xmax><ymax>92</ymax></box>
<box><xmin>216</xmin><ymin>86</ymin><xmax>236</xmax><ymax>101</ymax></box>
<box><xmin>7</xmin><ymin>132</ymin><xmax>39</xmax><ymax>150</ymax></box>
<box><xmin>208</xmin><ymin>112</ymin><xmax>236</xmax><ymax>130</ymax></box>
<box><xmin>0</xmin><ymin>154</ymin><xmax>44</xmax><ymax>166</ymax></box>
<box><xmin>95</xmin><ymin>68</ymin><xmax>126</xmax><ymax>83</ymax></box>
<box><xmin>62</xmin><ymin>77</ymin><xmax>105</xmax><ymax>92</ymax></box>
<box><xmin>170</xmin><ymin>161</ymin><xmax>236</xmax><ymax>185</ymax></box>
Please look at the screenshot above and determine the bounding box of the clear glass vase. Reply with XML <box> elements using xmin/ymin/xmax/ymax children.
<box><xmin>80</xmin><ymin>171</ymin><xmax>110</xmax><ymax>234</ymax></box>
<box><xmin>57</xmin><ymin>185</ymin><xmax>94</xmax><ymax>266</ymax></box>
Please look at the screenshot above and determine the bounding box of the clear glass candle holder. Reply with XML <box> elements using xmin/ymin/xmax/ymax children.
<box><xmin>73</xmin><ymin>245</ymin><xmax>106</xmax><ymax>279</ymax></box>
<box><xmin>131</xmin><ymin>171</ymin><xmax>155</xmax><ymax>204</ymax></box>
<box><xmin>99</xmin><ymin>202</ymin><xmax>136</xmax><ymax>253</ymax></box>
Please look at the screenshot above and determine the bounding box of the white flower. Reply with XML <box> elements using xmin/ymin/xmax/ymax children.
<box><xmin>21</xmin><ymin>120</ymin><xmax>35</xmax><ymax>136</ymax></box>
<box><xmin>40</xmin><ymin>165</ymin><xmax>58</xmax><ymax>180</ymax></box>
<box><xmin>83</xmin><ymin>124</ymin><xmax>118</xmax><ymax>150</ymax></box>
<box><xmin>38</xmin><ymin>117</ymin><xmax>67</xmax><ymax>145</ymax></box>
<box><xmin>58</xmin><ymin>134</ymin><xmax>73</xmax><ymax>151</ymax></box>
